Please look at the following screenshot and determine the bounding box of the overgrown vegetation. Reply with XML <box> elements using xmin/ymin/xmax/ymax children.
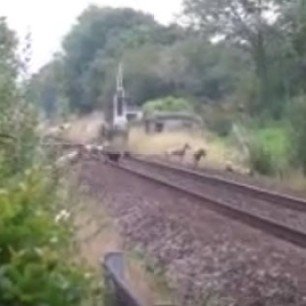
<box><xmin>287</xmin><ymin>95</ymin><xmax>306</xmax><ymax>174</ymax></box>
<box><xmin>28</xmin><ymin>1</ymin><xmax>306</xmax><ymax>179</ymax></box>
<box><xmin>143</xmin><ymin>96</ymin><xmax>193</xmax><ymax>114</ymax></box>
<box><xmin>248</xmin><ymin>126</ymin><xmax>290</xmax><ymax>175</ymax></box>
<box><xmin>0</xmin><ymin>18</ymin><xmax>102</xmax><ymax>305</ymax></box>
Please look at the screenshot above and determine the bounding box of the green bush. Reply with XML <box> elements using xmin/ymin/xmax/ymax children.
<box><xmin>241</xmin><ymin>122</ymin><xmax>291</xmax><ymax>175</ymax></box>
<box><xmin>254</xmin><ymin>127</ymin><xmax>289</xmax><ymax>156</ymax></box>
<box><xmin>0</xmin><ymin>107</ymin><xmax>101</xmax><ymax>305</ymax></box>
<box><xmin>143</xmin><ymin>96</ymin><xmax>193</xmax><ymax>114</ymax></box>
<box><xmin>0</xmin><ymin>167</ymin><xmax>101</xmax><ymax>306</ymax></box>
<box><xmin>287</xmin><ymin>96</ymin><xmax>306</xmax><ymax>174</ymax></box>
<box><xmin>0</xmin><ymin>19</ymin><xmax>102</xmax><ymax>306</ymax></box>
<box><xmin>248</xmin><ymin>141</ymin><xmax>275</xmax><ymax>175</ymax></box>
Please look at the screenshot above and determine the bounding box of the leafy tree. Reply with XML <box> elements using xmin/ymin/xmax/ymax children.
<box><xmin>33</xmin><ymin>6</ymin><xmax>245</xmax><ymax>114</ymax></box>
<box><xmin>62</xmin><ymin>6</ymin><xmax>181</xmax><ymax>111</ymax></box>
<box><xmin>0</xmin><ymin>17</ymin><xmax>18</xmax><ymax>112</ymax></box>
<box><xmin>120</xmin><ymin>39</ymin><xmax>243</xmax><ymax>106</ymax></box>
<box><xmin>277</xmin><ymin>0</ymin><xmax>306</xmax><ymax>95</ymax></box>
<box><xmin>169</xmin><ymin>38</ymin><xmax>245</xmax><ymax>102</ymax></box>
<box><xmin>122</xmin><ymin>45</ymin><xmax>176</xmax><ymax>105</ymax></box>
<box><xmin>182</xmin><ymin>0</ymin><xmax>285</xmax><ymax>114</ymax></box>
<box><xmin>28</xmin><ymin>58</ymin><xmax>68</xmax><ymax>119</ymax></box>
<box><xmin>0</xmin><ymin>18</ymin><xmax>39</xmax><ymax>174</ymax></box>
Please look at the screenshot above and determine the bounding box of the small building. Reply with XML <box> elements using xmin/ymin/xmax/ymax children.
<box><xmin>125</xmin><ymin>104</ymin><xmax>143</xmax><ymax>122</ymax></box>
<box><xmin>144</xmin><ymin>112</ymin><xmax>203</xmax><ymax>134</ymax></box>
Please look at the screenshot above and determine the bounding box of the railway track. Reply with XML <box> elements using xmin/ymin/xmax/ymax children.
<box><xmin>106</xmin><ymin>154</ymin><xmax>306</xmax><ymax>249</ymax></box>
<box><xmin>129</xmin><ymin>154</ymin><xmax>306</xmax><ymax>212</ymax></box>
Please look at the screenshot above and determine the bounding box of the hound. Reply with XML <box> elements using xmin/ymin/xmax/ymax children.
<box><xmin>166</xmin><ymin>143</ymin><xmax>191</xmax><ymax>161</ymax></box>
<box><xmin>193</xmin><ymin>148</ymin><xmax>207</xmax><ymax>167</ymax></box>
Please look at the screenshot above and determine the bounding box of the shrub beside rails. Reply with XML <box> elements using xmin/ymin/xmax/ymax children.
<box><xmin>0</xmin><ymin>166</ymin><xmax>101</xmax><ymax>305</ymax></box>
<box><xmin>0</xmin><ymin>18</ymin><xmax>102</xmax><ymax>306</ymax></box>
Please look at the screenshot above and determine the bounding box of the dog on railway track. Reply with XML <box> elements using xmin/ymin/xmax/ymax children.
<box><xmin>166</xmin><ymin>143</ymin><xmax>191</xmax><ymax>161</ymax></box>
<box><xmin>192</xmin><ymin>148</ymin><xmax>207</xmax><ymax>167</ymax></box>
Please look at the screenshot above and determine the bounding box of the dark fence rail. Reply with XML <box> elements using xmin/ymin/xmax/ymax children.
<box><xmin>103</xmin><ymin>252</ymin><xmax>175</xmax><ymax>306</ymax></box>
<box><xmin>103</xmin><ymin>252</ymin><xmax>144</xmax><ymax>306</ymax></box>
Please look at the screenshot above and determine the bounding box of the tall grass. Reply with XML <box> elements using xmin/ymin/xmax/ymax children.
<box><xmin>128</xmin><ymin>127</ymin><xmax>244</xmax><ymax>170</ymax></box>
<box><xmin>248</xmin><ymin>125</ymin><xmax>290</xmax><ymax>175</ymax></box>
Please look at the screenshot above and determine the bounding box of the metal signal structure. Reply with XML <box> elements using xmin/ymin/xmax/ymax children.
<box><xmin>102</xmin><ymin>63</ymin><xmax>130</xmax><ymax>149</ymax></box>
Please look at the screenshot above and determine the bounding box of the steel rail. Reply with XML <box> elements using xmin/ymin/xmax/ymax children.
<box><xmin>107</xmin><ymin>159</ymin><xmax>306</xmax><ymax>249</ymax></box>
<box><xmin>127</xmin><ymin>154</ymin><xmax>306</xmax><ymax>212</ymax></box>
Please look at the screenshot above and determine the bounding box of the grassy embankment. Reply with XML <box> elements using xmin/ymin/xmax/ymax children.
<box><xmin>128</xmin><ymin>125</ymin><xmax>306</xmax><ymax>192</ymax></box>
<box><xmin>247</xmin><ymin>124</ymin><xmax>306</xmax><ymax>191</ymax></box>
<box><xmin>128</xmin><ymin>127</ymin><xmax>245</xmax><ymax>171</ymax></box>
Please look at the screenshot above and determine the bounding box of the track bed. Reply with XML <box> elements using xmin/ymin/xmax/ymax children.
<box><xmin>80</xmin><ymin>159</ymin><xmax>306</xmax><ymax>306</ymax></box>
<box><xmin>123</xmin><ymin>156</ymin><xmax>306</xmax><ymax>234</ymax></box>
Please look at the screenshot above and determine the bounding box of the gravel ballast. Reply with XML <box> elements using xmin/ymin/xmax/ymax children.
<box><xmin>80</xmin><ymin>160</ymin><xmax>306</xmax><ymax>306</ymax></box>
